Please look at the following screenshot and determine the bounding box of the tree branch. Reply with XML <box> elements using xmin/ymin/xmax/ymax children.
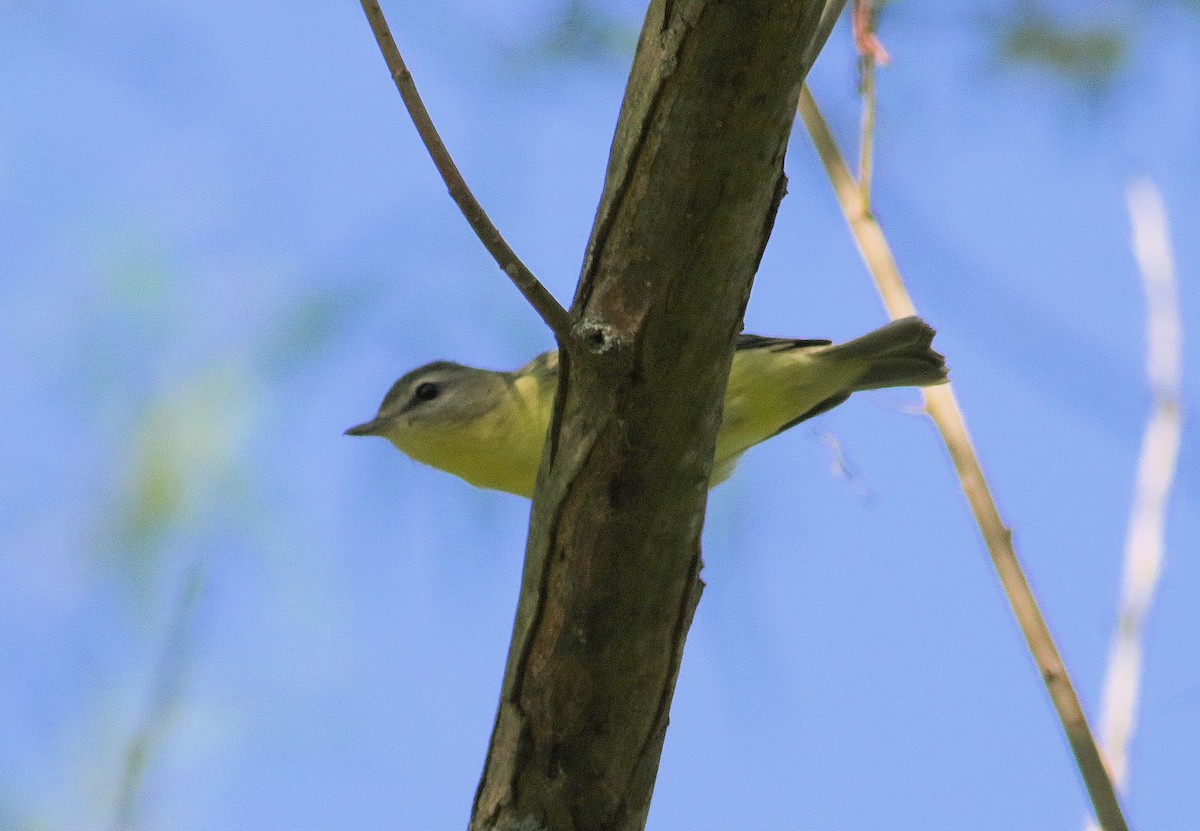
<box><xmin>798</xmin><ymin>83</ymin><xmax>1131</xmax><ymax>831</ymax></box>
<box><xmin>470</xmin><ymin>2</ymin><xmax>848</xmax><ymax>829</ymax></box>
<box><xmin>359</xmin><ymin>0</ymin><xmax>574</xmax><ymax>343</ymax></box>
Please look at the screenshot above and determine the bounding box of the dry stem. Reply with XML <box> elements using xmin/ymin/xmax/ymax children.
<box><xmin>798</xmin><ymin>84</ymin><xmax>1131</xmax><ymax>831</ymax></box>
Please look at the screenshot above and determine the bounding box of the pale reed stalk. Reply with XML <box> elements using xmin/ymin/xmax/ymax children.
<box><xmin>798</xmin><ymin>84</ymin><xmax>1131</xmax><ymax>831</ymax></box>
<box><xmin>1085</xmin><ymin>179</ymin><xmax>1181</xmax><ymax>831</ymax></box>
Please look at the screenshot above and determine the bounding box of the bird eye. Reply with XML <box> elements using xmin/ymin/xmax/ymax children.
<box><xmin>413</xmin><ymin>381</ymin><xmax>440</xmax><ymax>402</ymax></box>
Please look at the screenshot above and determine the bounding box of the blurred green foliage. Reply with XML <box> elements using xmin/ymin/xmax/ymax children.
<box><xmin>998</xmin><ymin>14</ymin><xmax>1127</xmax><ymax>89</ymax></box>
<box><xmin>537</xmin><ymin>0</ymin><xmax>637</xmax><ymax>60</ymax></box>
<box><xmin>261</xmin><ymin>286</ymin><xmax>372</xmax><ymax>377</ymax></box>
<box><xmin>117</xmin><ymin>364</ymin><xmax>251</xmax><ymax>553</ymax></box>
<box><xmin>94</xmin><ymin>242</ymin><xmax>360</xmax><ymax>825</ymax></box>
<box><xmin>501</xmin><ymin>0</ymin><xmax>637</xmax><ymax>69</ymax></box>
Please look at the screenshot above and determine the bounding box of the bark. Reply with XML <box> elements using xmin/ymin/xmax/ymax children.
<box><xmin>470</xmin><ymin>2</ymin><xmax>846</xmax><ymax>829</ymax></box>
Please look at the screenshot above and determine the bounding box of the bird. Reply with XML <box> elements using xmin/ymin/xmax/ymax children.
<box><xmin>345</xmin><ymin>316</ymin><xmax>947</xmax><ymax>497</ymax></box>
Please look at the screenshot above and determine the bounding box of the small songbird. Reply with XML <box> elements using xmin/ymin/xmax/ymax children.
<box><xmin>346</xmin><ymin>316</ymin><xmax>948</xmax><ymax>497</ymax></box>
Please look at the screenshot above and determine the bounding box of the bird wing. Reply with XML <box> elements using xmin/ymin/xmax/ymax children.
<box><xmin>736</xmin><ymin>334</ymin><xmax>832</xmax><ymax>352</ymax></box>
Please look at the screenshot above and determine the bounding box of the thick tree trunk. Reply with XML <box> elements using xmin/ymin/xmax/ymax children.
<box><xmin>470</xmin><ymin>2</ymin><xmax>846</xmax><ymax>829</ymax></box>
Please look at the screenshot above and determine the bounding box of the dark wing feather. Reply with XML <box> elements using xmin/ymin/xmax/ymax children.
<box><xmin>736</xmin><ymin>334</ymin><xmax>832</xmax><ymax>352</ymax></box>
<box><xmin>770</xmin><ymin>392</ymin><xmax>851</xmax><ymax>438</ymax></box>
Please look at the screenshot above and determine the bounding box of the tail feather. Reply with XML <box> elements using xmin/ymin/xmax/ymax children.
<box><xmin>828</xmin><ymin>316</ymin><xmax>948</xmax><ymax>391</ymax></box>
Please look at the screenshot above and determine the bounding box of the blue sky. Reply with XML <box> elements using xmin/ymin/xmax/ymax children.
<box><xmin>2</xmin><ymin>1</ymin><xmax>1198</xmax><ymax>829</ymax></box>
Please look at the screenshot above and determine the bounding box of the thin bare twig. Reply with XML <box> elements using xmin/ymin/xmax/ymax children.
<box><xmin>798</xmin><ymin>84</ymin><xmax>1131</xmax><ymax>831</ymax></box>
<box><xmin>358</xmin><ymin>0</ymin><xmax>574</xmax><ymax>343</ymax></box>
<box><xmin>852</xmin><ymin>0</ymin><xmax>888</xmax><ymax>204</ymax></box>
<box><xmin>1086</xmin><ymin>180</ymin><xmax>1182</xmax><ymax>831</ymax></box>
<box><xmin>857</xmin><ymin>57</ymin><xmax>877</xmax><ymax>206</ymax></box>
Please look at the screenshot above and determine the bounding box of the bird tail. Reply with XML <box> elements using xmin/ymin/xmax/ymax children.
<box><xmin>826</xmin><ymin>316</ymin><xmax>949</xmax><ymax>391</ymax></box>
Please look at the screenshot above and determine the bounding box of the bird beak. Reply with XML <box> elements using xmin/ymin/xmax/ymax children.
<box><xmin>344</xmin><ymin>418</ymin><xmax>385</xmax><ymax>436</ymax></box>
